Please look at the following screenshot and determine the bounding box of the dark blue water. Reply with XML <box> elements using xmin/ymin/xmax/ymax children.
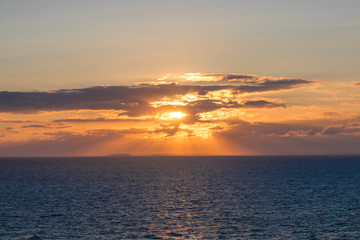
<box><xmin>1</xmin><ymin>156</ymin><xmax>360</xmax><ymax>239</ymax></box>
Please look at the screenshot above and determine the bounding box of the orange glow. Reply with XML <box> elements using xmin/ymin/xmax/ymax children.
<box><xmin>159</xmin><ymin>111</ymin><xmax>187</xmax><ymax>120</ymax></box>
<box><xmin>2</xmin><ymin>72</ymin><xmax>360</xmax><ymax>156</ymax></box>
<box><xmin>150</xmin><ymin>94</ymin><xmax>201</xmax><ymax>108</ymax></box>
<box><xmin>169</xmin><ymin>111</ymin><xmax>186</xmax><ymax>118</ymax></box>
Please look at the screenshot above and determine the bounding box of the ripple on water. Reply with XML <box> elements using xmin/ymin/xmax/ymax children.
<box><xmin>1</xmin><ymin>156</ymin><xmax>360</xmax><ymax>239</ymax></box>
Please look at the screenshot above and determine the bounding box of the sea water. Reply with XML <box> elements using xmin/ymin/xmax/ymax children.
<box><xmin>1</xmin><ymin>156</ymin><xmax>360</xmax><ymax>239</ymax></box>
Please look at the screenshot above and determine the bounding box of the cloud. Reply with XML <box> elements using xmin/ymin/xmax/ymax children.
<box><xmin>216</xmin><ymin>121</ymin><xmax>324</xmax><ymax>138</ymax></box>
<box><xmin>1</xmin><ymin>113</ymin><xmax>360</xmax><ymax>156</ymax></box>
<box><xmin>220</xmin><ymin>134</ymin><xmax>360</xmax><ymax>155</ymax></box>
<box><xmin>210</xmin><ymin>119</ymin><xmax>360</xmax><ymax>155</ymax></box>
<box><xmin>203</xmin><ymin>73</ymin><xmax>258</xmax><ymax>82</ymax></box>
<box><xmin>1</xmin><ymin>122</ymin><xmax>360</xmax><ymax>156</ymax></box>
<box><xmin>241</xmin><ymin>100</ymin><xmax>286</xmax><ymax>108</ymax></box>
<box><xmin>0</xmin><ymin>120</ymin><xmax>34</xmax><ymax>123</ymax></box>
<box><xmin>4</xmin><ymin>127</ymin><xmax>19</xmax><ymax>133</ymax></box>
<box><xmin>322</xmin><ymin>126</ymin><xmax>360</xmax><ymax>135</ymax></box>
<box><xmin>53</xmin><ymin>117</ymin><xmax>147</xmax><ymax>123</ymax></box>
<box><xmin>352</xmin><ymin>82</ymin><xmax>360</xmax><ymax>87</ymax></box>
<box><xmin>164</xmin><ymin>73</ymin><xmax>312</xmax><ymax>85</ymax></box>
<box><xmin>233</xmin><ymin>79</ymin><xmax>311</xmax><ymax>93</ymax></box>
<box><xmin>21</xmin><ymin>124</ymin><xmax>69</xmax><ymax>129</ymax></box>
<box><xmin>183</xmin><ymin>99</ymin><xmax>285</xmax><ymax>118</ymax></box>
<box><xmin>3</xmin><ymin>73</ymin><xmax>360</xmax><ymax>156</ymax></box>
<box><xmin>127</xmin><ymin>98</ymin><xmax>286</xmax><ymax>123</ymax></box>
<box><xmin>0</xmin><ymin>74</ymin><xmax>312</xmax><ymax>114</ymax></box>
<box><xmin>87</xmin><ymin>128</ymin><xmax>150</xmax><ymax>136</ymax></box>
<box><xmin>154</xmin><ymin>123</ymin><xmax>181</xmax><ymax>136</ymax></box>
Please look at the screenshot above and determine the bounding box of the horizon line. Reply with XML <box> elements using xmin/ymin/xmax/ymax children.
<box><xmin>0</xmin><ymin>154</ymin><xmax>359</xmax><ymax>158</ymax></box>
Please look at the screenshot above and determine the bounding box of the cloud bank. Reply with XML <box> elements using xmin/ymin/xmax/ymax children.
<box><xmin>0</xmin><ymin>74</ymin><xmax>311</xmax><ymax>114</ymax></box>
<box><xmin>1</xmin><ymin>73</ymin><xmax>359</xmax><ymax>156</ymax></box>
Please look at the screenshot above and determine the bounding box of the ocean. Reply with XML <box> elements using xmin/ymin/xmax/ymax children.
<box><xmin>1</xmin><ymin>156</ymin><xmax>360</xmax><ymax>239</ymax></box>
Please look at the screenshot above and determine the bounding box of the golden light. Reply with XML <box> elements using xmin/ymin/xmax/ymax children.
<box><xmin>168</xmin><ymin>111</ymin><xmax>187</xmax><ymax>119</ymax></box>
<box><xmin>159</xmin><ymin>111</ymin><xmax>187</xmax><ymax>120</ymax></box>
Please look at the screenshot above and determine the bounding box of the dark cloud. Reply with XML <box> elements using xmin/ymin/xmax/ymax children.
<box><xmin>21</xmin><ymin>124</ymin><xmax>69</xmax><ymax>129</ymax></box>
<box><xmin>323</xmin><ymin>127</ymin><xmax>343</xmax><ymax>135</ymax></box>
<box><xmin>86</xmin><ymin>128</ymin><xmax>150</xmax><ymax>136</ymax></box>
<box><xmin>5</xmin><ymin>127</ymin><xmax>19</xmax><ymax>133</ymax></box>
<box><xmin>323</xmin><ymin>112</ymin><xmax>342</xmax><ymax>117</ymax></box>
<box><xmin>215</xmin><ymin>118</ymin><xmax>360</xmax><ymax>139</ymax></box>
<box><xmin>322</xmin><ymin>126</ymin><xmax>360</xmax><ymax>135</ymax></box>
<box><xmin>0</xmin><ymin>84</ymin><xmax>237</xmax><ymax>114</ymax></box>
<box><xmin>21</xmin><ymin>124</ymin><xmax>49</xmax><ymax>128</ymax></box>
<box><xmin>211</xmin><ymin>120</ymin><xmax>360</xmax><ymax>155</ymax></box>
<box><xmin>233</xmin><ymin>79</ymin><xmax>311</xmax><ymax>93</ymax></box>
<box><xmin>187</xmin><ymin>73</ymin><xmax>313</xmax><ymax>92</ymax></box>
<box><xmin>202</xmin><ymin>73</ymin><xmax>258</xmax><ymax>83</ymax></box>
<box><xmin>53</xmin><ymin>117</ymin><xmax>147</xmax><ymax>123</ymax></box>
<box><xmin>241</xmin><ymin>100</ymin><xmax>286</xmax><ymax>108</ymax></box>
<box><xmin>221</xmin><ymin>134</ymin><xmax>360</xmax><ymax>155</ymax></box>
<box><xmin>352</xmin><ymin>82</ymin><xmax>360</xmax><ymax>87</ymax></box>
<box><xmin>154</xmin><ymin>124</ymin><xmax>181</xmax><ymax>136</ymax></box>
<box><xmin>0</xmin><ymin>76</ymin><xmax>312</xmax><ymax>114</ymax></box>
<box><xmin>184</xmin><ymin>99</ymin><xmax>285</xmax><ymax>116</ymax></box>
<box><xmin>210</xmin><ymin>126</ymin><xmax>225</xmax><ymax>131</ymax></box>
<box><xmin>177</xmin><ymin>73</ymin><xmax>312</xmax><ymax>86</ymax></box>
<box><xmin>0</xmin><ymin>120</ymin><xmax>34</xmax><ymax>123</ymax></box>
<box><xmin>215</xmin><ymin>120</ymin><xmax>323</xmax><ymax>138</ymax></box>
<box><xmin>152</xmin><ymin>123</ymin><xmax>194</xmax><ymax>137</ymax></box>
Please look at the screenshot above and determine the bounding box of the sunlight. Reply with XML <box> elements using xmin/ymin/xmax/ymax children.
<box><xmin>169</xmin><ymin>111</ymin><xmax>186</xmax><ymax>118</ymax></box>
<box><xmin>159</xmin><ymin>111</ymin><xmax>187</xmax><ymax>120</ymax></box>
<box><xmin>168</xmin><ymin>111</ymin><xmax>187</xmax><ymax>119</ymax></box>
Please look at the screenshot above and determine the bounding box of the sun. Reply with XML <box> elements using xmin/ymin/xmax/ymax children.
<box><xmin>159</xmin><ymin>111</ymin><xmax>187</xmax><ymax>120</ymax></box>
<box><xmin>168</xmin><ymin>111</ymin><xmax>187</xmax><ymax>118</ymax></box>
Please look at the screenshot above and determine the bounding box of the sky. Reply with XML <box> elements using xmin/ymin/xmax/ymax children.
<box><xmin>0</xmin><ymin>0</ymin><xmax>360</xmax><ymax>156</ymax></box>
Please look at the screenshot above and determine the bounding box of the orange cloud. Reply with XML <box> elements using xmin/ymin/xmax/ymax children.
<box><xmin>1</xmin><ymin>73</ymin><xmax>360</xmax><ymax>156</ymax></box>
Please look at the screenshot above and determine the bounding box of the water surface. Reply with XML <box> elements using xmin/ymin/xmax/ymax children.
<box><xmin>1</xmin><ymin>156</ymin><xmax>360</xmax><ymax>239</ymax></box>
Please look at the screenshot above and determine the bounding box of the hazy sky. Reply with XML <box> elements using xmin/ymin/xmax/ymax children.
<box><xmin>1</xmin><ymin>1</ymin><xmax>360</xmax><ymax>156</ymax></box>
<box><xmin>1</xmin><ymin>0</ymin><xmax>360</xmax><ymax>90</ymax></box>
